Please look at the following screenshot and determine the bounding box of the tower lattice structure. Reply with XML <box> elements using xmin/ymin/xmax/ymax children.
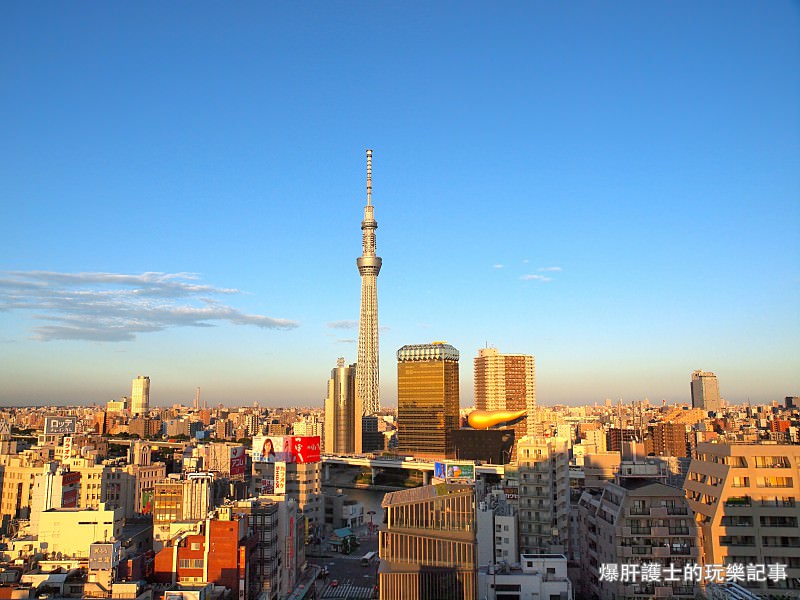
<box><xmin>357</xmin><ymin>149</ymin><xmax>382</xmax><ymax>416</ymax></box>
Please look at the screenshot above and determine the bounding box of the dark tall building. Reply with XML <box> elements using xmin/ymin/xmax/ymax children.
<box><xmin>451</xmin><ymin>429</ymin><xmax>515</xmax><ymax>464</ymax></box>
<box><xmin>397</xmin><ymin>343</ymin><xmax>460</xmax><ymax>459</ymax></box>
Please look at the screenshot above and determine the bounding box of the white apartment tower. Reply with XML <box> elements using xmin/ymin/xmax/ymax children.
<box><xmin>131</xmin><ymin>375</ymin><xmax>150</xmax><ymax>417</ymax></box>
<box><xmin>516</xmin><ymin>435</ymin><xmax>570</xmax><ymax>555</ymax></box>
<box><xmin>356</xmin><ymin>149</ymin><xmax>382</xmax><ymax>416</ymax></box>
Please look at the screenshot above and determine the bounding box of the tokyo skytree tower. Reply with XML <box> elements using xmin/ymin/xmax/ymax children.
<box><xmin>356</xmin><ymin>149</ymin><xmax>382</xmax><ymax>416</ymax></box>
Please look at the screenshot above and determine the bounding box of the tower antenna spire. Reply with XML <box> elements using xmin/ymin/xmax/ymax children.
<box><xmin>366</xmin><ymin>149</ymin><xmax>373</xmax><ymax>206</ymax></box>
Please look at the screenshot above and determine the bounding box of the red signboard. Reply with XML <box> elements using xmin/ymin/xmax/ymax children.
<box><xmin>289</xmin><ymin>436</ymin><xmax>320</xmax><ymax>464</ymax></box>
<box><xmin>230</xmin><ymin>446</ymin><xmax>246</xmax><ymax>476</ymax></box>
<box><xmin>62</xmin><ymin>471</ymin><xmax>81</xmax><ymax>486</ymax></box>
<box><xmin>62</xmin><ymin>488</ymin><xmax>78</xmax><ymax>508</ymax></box>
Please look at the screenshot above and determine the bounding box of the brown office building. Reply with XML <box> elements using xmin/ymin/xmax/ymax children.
<box><xmin>379</xmin><ymin>484</ymin><xmax>476</xmax><ymax>600</ymax></box>
<box><xmin>397</xmin><ymin>343</ymin><xmax>460</xmax><ymax>459</ymax></box>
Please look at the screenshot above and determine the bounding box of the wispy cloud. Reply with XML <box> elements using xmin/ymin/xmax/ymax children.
<box><xmin>520</xmin><ymin>274</ymin><xmax>553</xmax><ymax>282</ymax></box>
<box><xmin>336</xmin><ymin>338</ymin><xmax>357</xmax><ymax>344</ymax></box>
<box><xmin>0</xmin><ymin>271</ymin><xmax>298</xmax><ymax>342</ymax></box>
<box><xmin>538</xmin><ymin>266</ymin><xmax>562</xmax><ymax>272</ymax></box>
<box><xmin>492</xmin><ymin>264</ymin><xmax>504</xmax><ymax>269</ymax></box>
<box><xmin>326</xmin><ymin>320</ymin><xmax>358</xmax><ymax>330</ymax></box>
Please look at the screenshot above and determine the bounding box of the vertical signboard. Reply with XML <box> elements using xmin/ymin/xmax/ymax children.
<box><xmin>274</xmin><ymin>462</ymin><xmax>286</xmax><ymax>495</ymax></box>
<box><xmin>229</xmin><ymin>446</ymin><xmax>246</xmax><ymax>476</ymax></box>
<box><xmin>62</xmin><ymin>436</ymin><xmax>73</xmax><ymax>458</ymax></box>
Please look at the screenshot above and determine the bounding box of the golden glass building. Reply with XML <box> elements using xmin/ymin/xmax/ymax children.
<box><xmin>397</xmin><ymin>342</ymin><xmax>460</xmax><ymax>459</ymax></box>
<box><xmin>379</xmin><ymin>484</ymin><xmax>476</xmax><ymax>600</ymax></box>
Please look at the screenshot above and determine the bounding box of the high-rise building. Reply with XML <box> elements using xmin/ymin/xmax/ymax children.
<box><xmin>474</xmin><ymin>348</ymin><xmax>536</xmax><ymax>457</ymax></box>
<box><xmin>356</xmin><ymin>149</ymin><xmax>382</xmax><ymax>416</ymax></box>
<box><xmin>379</xmin><ymin>484</ymin><xmax>477</xmax><ymax>600</ymax></box>
<box><xmin>131</xmin><ymin>375</ymin><xmax>150</xmax><ymax>417</ymax></box>
<box><xmin>684</xmin><ymin>442</ymin><xmax>800</xmax><ymax>598</ymax></box>
<box><xmin>516</xmin><ymin>435</ymin><xmax>570</xmax><ymax>555</ymax></box>
<box><xmin>576</xmin><ymin>479</ymin><xmax>699</xmax><ymax>600</ymax></box>
<box><xmin>324</xmin><ymin>358</ymin><xmax>362</xmax><ymax>454</ymax></box>
<box><xmin>644</xmin><ymin>422</ymin><xmax>688</xmax><ymax>457</ymax></box>
<box><xmin>690</xmin><ymin>369</ymin><xmax>721</xmax><ymax>412</ymax></box>
<box><xmin>397</xmin><ymin>342</ymin><xmax>460</xmax><ymax>459</ymax></box>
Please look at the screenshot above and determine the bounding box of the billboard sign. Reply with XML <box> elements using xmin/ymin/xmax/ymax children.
<box><xmin>62</xmin><ymin>488</ymin><xmax>78</xmax><ymax>508</ymax></box>
<box><xmin>44</xmin><ymin>416</ymin><xmax>77</xmax><ymax>435</ymax></box>
<box><xmin>141</xmin><ymin>490</ymin><xmax>153</xmax><ymax>514</ymax></box>
<box><xmin>62</xmin><ymin>436</ymin><xmax>73</xmax><ymax>458</ymax></box>
<box><xmin>253</xmin><ymin>436</ymin><xmax>289</xmax><ymax>463</ymax></box>
<box><xmin>259</xmin><ymin>478</ymin><xmax>274</xmax><ymax>495</ymax></box>
<box><xmin>289</xmin><ymin>436</ymin><xmax>320</xmax><ymax>463</ymax></box>
<box><xmin>253</xmin><ymin>436</ymin><xmax>321</xmax><ymax>463</ymax></box>
<box><xmin>62</xmin><ymin>471</ymin><xmax>81</xmax><ymax>486</ymax></box>
<box><xmin>89</xmin><ymin>541</ymin><xmax>121</xmax><ymax>570</ymax></box>
<box><xmin>230</xmin><ymin>446</ymin><xmax>246</xmax><ymax>476</ymax></box>
<box><xmin>502</xmin><ymin>486</ymin><xmax>519</xmax><ymax>500</ymax></box>
<box><xmin>434</xmin><ymin>461</ymin><xmax>476</xmax><ymax>483</ymax></box>
<box><xmin>274</xmin><ymin>462</ymin><xmax>286</xmax><ymax>495</ymax></box>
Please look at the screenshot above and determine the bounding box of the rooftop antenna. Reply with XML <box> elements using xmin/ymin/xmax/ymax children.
<box><xmin>366</xmin><ymin>149</ymin><xmax>373</xmax><ymax>206</ymax></box>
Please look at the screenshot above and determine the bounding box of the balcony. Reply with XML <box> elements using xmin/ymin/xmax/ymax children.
<box><xmin>669</xmin><ymin>527</ymin><xmax>690</xmax><ymax>535</ymax></box>
<box><xmin>667</xmin><ymin>506</ymin><xmax>688</xmax><ymax>515</ymax></box>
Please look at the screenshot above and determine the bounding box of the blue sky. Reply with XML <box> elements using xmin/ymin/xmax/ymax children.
<box><xmin>1</xmin><ymin>2</ymin><xmax>798</xmax><ymax>407</ymax></box>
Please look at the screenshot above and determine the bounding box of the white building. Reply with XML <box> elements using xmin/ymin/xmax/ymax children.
<box><xmin>477</xmin><ymin>554</ymin><xmax>574</xmax><ymax>600</ymax></box>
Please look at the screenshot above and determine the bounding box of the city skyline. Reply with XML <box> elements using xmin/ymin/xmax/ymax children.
<box><xmin>1</xmin><ymin>3</ymin><xmax>798</xmax><ymax>407</ymax></box>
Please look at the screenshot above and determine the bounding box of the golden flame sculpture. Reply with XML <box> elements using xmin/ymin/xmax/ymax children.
<box><xmin>467</xmin><ymin>409</ymin><xmax>527</xmax><ymax>429</ymax></box>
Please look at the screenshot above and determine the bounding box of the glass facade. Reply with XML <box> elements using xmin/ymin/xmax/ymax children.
<box><xmin>397</xmin><ymin>343</ymin><xmax>460</xmax><ymax>459</ymax></box>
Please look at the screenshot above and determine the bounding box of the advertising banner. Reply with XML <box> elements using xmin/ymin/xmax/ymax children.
<box><xmin>141</xmin><ymin>490</ymin><xmax>153</xmax><ymax>514</ymax></box>
<box><xmin>260</xmin><ymin>478</ymin><xmax>274</xmax><ymax>495</ymax></box>
<box><xmin>274</xmin><ymin>462</ymin><xmax>286</xmax><ymax>495</ymax></box>
<box><xmin>44</xmin><ymin>416</ymin><xmax>77</xmax><ymax>435</ymax></box>
<box><xmin>253</xmin><ymin>436</ymin><xmax>321</xmax><ymax>463</ymax></box>
<box><xmin>289</xmin><ymin>436</ymin><xmax>320</xmax><ymax>463</ymax></box>
<box><xmin>229</xmin><ymin>446</ymin><xmax>246</xmax><ymax>476</ymax></box>
<box><xmin>88</xmin><ymin>542</ymin><xmax>120</xmax><ymax>570</ymax></box>
<box><xmin>445</xmin><ymin>462</ymin><xmax>475</xmax><ymax>481</ymax></box>
<box><xmin>435</xmin><ymin>461</ymin><xmax>476</xmax><ymax>483</ymax></box>
<box><xmin>502</xmin><ymin>486</ymin><xmax>519</xmax><ymax>500</ymax></box>
<box><xmin>62</xmin><ymin>436</ymin><xmax>73</xmax><ymax>458</ymax></box>
<box><xmin>62</xmin><ymin>488</ymin><xmax>78</xmax><ymax>508</ymax></box>
<box><xmin>62</xmin><ymin>471</ymin><xmax>81</xmax><ymax>486</ymax></box>
<box><xmin>253</xmin><ymin>436</ymin><xmax>289</xmax><ymax>463</ymax></box>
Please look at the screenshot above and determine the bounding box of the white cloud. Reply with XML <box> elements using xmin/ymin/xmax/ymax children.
<box><xmin>326</xmin><ymin>320</ymin><xmax>358</xmax><ymax>330</ymax></box>
<box><xmin>493</xmin><ymin>264</ymin><xmax>504</xmax><ymax>269</ymax></box>
<box><xmin>538</xmin><ymin>266</ymin><xmax>562</xmax><ymax>272</ymax></box>
<box><xmin>519</xmin><ymin>274</ymin><xmax>553</xmax><ymax>282</ymax></box>
<box><xmin>0</xmin><ymin>271</ymin><xmax>298</xmax><ymax>342</ymax></box>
